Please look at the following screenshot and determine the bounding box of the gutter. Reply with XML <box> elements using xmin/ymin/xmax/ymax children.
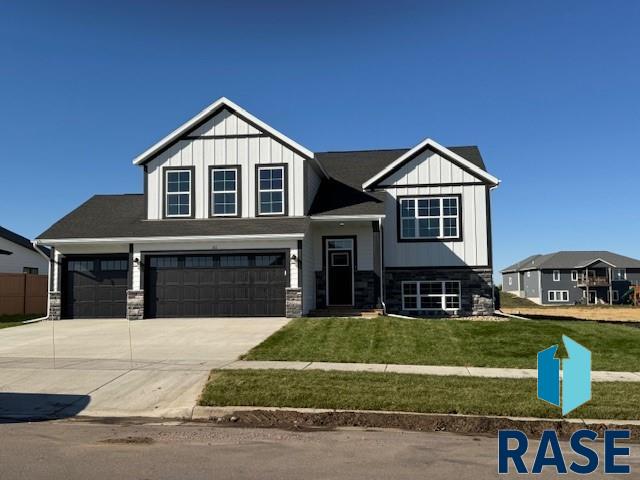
<box><xmin>31</xmin><ymin>241</ymin><xmax>51</xmax><ymax>322</ymax></box>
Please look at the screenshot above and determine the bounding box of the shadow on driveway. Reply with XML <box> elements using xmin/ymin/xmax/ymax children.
<box><xmin>0</xmin><ymin>392</ymin><xmax>90</xmax><ymax>423</ymax></box>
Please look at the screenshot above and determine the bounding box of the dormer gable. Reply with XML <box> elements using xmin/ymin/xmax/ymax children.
<box><xmin>362</xmin><ymin>138</ymin><xmax>499</xmax><ymax>190</ymax></box>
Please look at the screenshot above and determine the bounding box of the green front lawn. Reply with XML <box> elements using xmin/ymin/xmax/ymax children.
<box><xmin>0</xmin><ymin>314</ymin><xmax>39</xmax><ymax>329</ymax></box>
<box><xmin>201</xmin><ymin>369</ymin><xmax>640</xmax><ymax>420</ymax></box>
<box><xmin>243</xmin><ymin>317</ymin><xmax>640</xmax><ymax>371</ymax></box>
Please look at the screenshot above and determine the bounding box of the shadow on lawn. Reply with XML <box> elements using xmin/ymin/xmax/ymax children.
<box><xmin>0</xmin><ymin>392</ymin><xmax>90</xmax><ymax>423</ymax></box>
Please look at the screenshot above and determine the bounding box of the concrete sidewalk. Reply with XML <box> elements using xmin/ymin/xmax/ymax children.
<box><xmin>221</xmin><ymin>360</ymin><xmax>640</xmax><ymax>382</ymax></box>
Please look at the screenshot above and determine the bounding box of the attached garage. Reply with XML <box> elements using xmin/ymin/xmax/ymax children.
<box><xmin>61</xmin><ymin>255</ymin><xmax>129</xmax><ymax>319</ymax></box>
<box><xmin>144</xmin><ymin>252</ymin><xmax>287</xmax><ymax>318</ymax></box>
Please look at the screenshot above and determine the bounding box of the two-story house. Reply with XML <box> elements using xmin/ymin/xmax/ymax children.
<box><xmin>502</xmin><ymin>251</ymin><xmax>640</xmax><ymax>305</ymax></box>
<box><xmin>36</xmin><ymin>97</ymin><xmax>499</xmax><ymax>320</ymax></box>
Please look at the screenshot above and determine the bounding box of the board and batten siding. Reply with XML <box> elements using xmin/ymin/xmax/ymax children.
<box><xmin>380</xmin><ymin>148</ymin><xmax>490</xmax><ymax>268</ymax></box>
<box><xmin>145</xmin><ymin>109</ymin><xmax>313</xmax><ymax>219</ymax></box>
<box><xmin>379</xmin><ymin>148</ymin><xmax>482</xmax><ymax>187</ymax></box>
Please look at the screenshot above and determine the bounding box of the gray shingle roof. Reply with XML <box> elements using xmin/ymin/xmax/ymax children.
<box><xmin>38</xmin><ymin>145</ymin><xmax>489</xmax><ymax>238</ymax></box>
<box><xmin>37</xmin><ymin>195</ymin><xmax>308</xmax><ymax>240</ymax></box>
<box><xmin>502</xmin><ymin>251</ymin><xmax>640</xmax><ymax>272</ymax></box>
<box><xmin>310</xmin><ymin>146</ymin><xmax>486</xmax><ymax>216</ymax></box>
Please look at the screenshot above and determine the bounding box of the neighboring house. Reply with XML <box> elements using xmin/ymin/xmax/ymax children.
<box><xmin>502</xmin><ymin>251</ymin><xmax>640</xmax><ymax>305</ymax></box>
<box><xmin>0</xmin><ymin>226</ymin><xmax>49</xmax><ymax>275</ymax></box>
<box><xmin>36</xmin><ymin>97</ymin><xmax>499</xmax><ymax>320</ymax></box>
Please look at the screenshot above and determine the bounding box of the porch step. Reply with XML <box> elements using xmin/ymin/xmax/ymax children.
<box><xmin>308</xmin><ymin>308</ymin><xmax>383</xmax><ymax>318</ymax></box>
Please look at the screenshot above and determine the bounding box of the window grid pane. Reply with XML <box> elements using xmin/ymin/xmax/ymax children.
<box><xmin>403</xmin><ymin>281</ymin><xmax>461</xmax><ymax>311</ymax></box>
<box><xmin>166</xmin><ymin>170</ymin><xmax>191</xmax><ymax>216</ymax></box>
<box><xmin>258</xmin><ymin>167</ymin><xmax>285</xmax><ymax>214</ymax></box>
<box><xmin>211</xmin><ymin>169</ymin><xmax>237</xmax><ymax>216</ymax></box>
<box><xmin>400</xmin><ymin>197</ymin><xmax>459</xmax><ymax>240</ymax></box>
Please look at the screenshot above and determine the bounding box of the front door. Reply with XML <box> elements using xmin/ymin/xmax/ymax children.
<box><xmin>588</xmin><ymin>290</ymin><xmax>597</xmax><ymax>304</ymax></box>
<box><xmin>326</xmin><ymin>238</ymin><xmax>354</xmax><ymax>306</ymax></box>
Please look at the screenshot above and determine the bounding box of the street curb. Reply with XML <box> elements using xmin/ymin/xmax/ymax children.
<box><xmin>190</xmin><ymin>406</ymin><xmax>640</xmax><ymax>439</ymax></box>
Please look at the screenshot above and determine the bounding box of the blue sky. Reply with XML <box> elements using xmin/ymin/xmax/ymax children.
<box><xmin>1</xmin><ymin>1</ymin><xmax>639</xmax><ymax>275</ymax></box>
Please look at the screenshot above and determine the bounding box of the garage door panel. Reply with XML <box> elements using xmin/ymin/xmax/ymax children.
<box><xmin>146</xmin><ymin>253</ymin><xmax>286</xmax><ymax>318</ymax></box>
<box><xmin>63</xmin><ymin>256</ymin><xmax>128</xmax><ymax>319</ymax></box>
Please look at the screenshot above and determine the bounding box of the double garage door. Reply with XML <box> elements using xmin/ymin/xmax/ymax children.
<box><xmin>62</xmin><ymin>252</ymin><xmax>287</xmax><ymax>319</ymax></box>
<box><xmin>145</xmin><ymin>253</ymin><xmax>287</xmax><ymax>317</ymax></box>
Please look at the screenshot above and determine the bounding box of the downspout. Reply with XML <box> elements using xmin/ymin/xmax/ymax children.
<box><xmin>31</xmin><ymin>240</ymin><xmax>51</xmax><ymax>322</ymax></box>
<box><xmin>379</xmin><ymin>217</ymin><xmax>386</xmax><ymax>314</ymax></box>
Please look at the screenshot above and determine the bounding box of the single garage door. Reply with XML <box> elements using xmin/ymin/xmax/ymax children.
<box><xmin>62</xmin><ymin>256</ymin><xmax>129</xmax><ymax>319</ymax></box>
<box><xmin>145</xmin><ymin>252</ymin><xmax>287</xmax><ymax>318</ymax></box>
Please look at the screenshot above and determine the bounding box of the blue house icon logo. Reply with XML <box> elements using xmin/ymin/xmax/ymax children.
<box><xmin>537</xmin><ymin>335</ymin><xmax>591</xmax><ymax>415</ymax></box>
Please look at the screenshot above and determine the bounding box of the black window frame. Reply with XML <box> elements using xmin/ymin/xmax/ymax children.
<box><xmin>255</xmin><ymin>163</ymin><xmax>288</xmax><ymax>216</ymax></box>
<box><xmin>163</xmin><ymin>166</ymin><xmax>196</xmax><ymax>219</ymax></box>
<box><xmin>208</xmin><ymin>165</ymin><xmax>241</xmax><ymax>218</ymax></box>
<box><xmin>396</xmin><ymin>194</ymin><xmax>463</xmax><ymax>243</ymax></box>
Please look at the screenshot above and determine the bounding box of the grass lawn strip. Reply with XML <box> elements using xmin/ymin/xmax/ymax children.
<box><xmin>242</xmin><ymin>317</ymin><xmax>640</xmax><ymax>371</ymax></box>
<box><xmin>0</xmin><ymin>314</ymin><xmax>40</xmax><ymax>329</ymax></box>
<box><xmin>201</xmin><ymin>369</ymin><xmax>640</xmax><ymax>421</ymax></box>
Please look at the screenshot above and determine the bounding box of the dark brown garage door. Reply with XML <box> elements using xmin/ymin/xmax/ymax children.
<box><xmin>62</xmin><ymin>256</ymin><xmax>128</xmax><ymax>319</ymax></box>
<box><xmin>145</xmin><ymin>253</ymin><xmax>287</xmax><ymax>318</ymax></box>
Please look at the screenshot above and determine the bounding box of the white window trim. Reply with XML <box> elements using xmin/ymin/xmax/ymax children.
<box><xmin>527</xmin><ymin>271</ymin><xmax>531</xmax><ymax>278</ymax></box>
<box><xmin>508</xmin><ymin>277</ymin><xmax>513</xmax><ymax>286</ymax></box>
<box><xmin>165</xmin><ymin>169</ymin><xmax>192</xmax><ymax>218</ymax></box>
<box><xmin>548</xmin><ymin>290</ymin><xmax>569</xmax><ymax>302</ymax></box>
<box><xmin>211</xmin><ymin>168</ymin><xmax>238</xmax><ymax>217</ymax></box>
<box><xmin>571</xmin><ymin>270</ymin><xmax>578</xmax><ymax>281</ymax></box>
<box><xmin>552</xmin><ymin>270</ymin><xmax>561</xmax><ymax>282</ymax></box>
<box><xmin>399</xmin><ymin>196</ymin><xmax>459</xmax><ymax>240</ymax></box>
<box><xmin>612</xmin><ymin>290</ymin><xmax>620</xmax><ymax>302</ymax></box>
<box><xmin>258</xmin><ymin>166</ymin><xmax>285</xmax><ymax>215</ymax></box>
<box><xmin>401</xmin><ymin>280</ymin><xmax>461</xmax><ymax>311</ymax></box>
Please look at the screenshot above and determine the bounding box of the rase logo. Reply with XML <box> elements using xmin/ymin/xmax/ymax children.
<box><xmin>537</xmin><ymin>335</ymin><xmax>590</xmax><ymax>415</ymax></box>
<box><xmin>498</xmin><ymin>336</ymin><xmax>632</xmax><ymax>475</ymax></box>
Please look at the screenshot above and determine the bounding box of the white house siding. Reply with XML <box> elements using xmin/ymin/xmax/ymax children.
<box><xmin>146</xmin><ymin>109</ymin><xmax>308</xmax><ymax>219</ymax></box>
<box><xmin>380</xmin><ymin>149</ymin><xmax>481</xmax><ymax>186</ymax></box>
<box><xmin>0</xmin><ymin>237</ymin><xmax>49</xmax><ymax>274</ymax></box>
<box><xmin>382</xmin><ymin>184</ymin><xmax>489</xmax><ymax>267</ymax></box>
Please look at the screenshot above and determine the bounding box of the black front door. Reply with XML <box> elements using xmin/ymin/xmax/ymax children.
<box><xmin>327</xmin><ymin>250</ymin><xmax>353</xmax><ymax>306</ymax></box>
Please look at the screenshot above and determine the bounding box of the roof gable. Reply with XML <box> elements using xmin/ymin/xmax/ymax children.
<box><xmin>362</xmin><ymin>138</ymin><xmax>499</xmax><ymax>190</ymax></box>
<box><xmin>132</xmin><ymin>97</ymin><xmax>327</xmax><ymax>177</ymax></box>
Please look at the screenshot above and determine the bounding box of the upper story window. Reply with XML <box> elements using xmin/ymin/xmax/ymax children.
<box><xmin>613</xmin><ymin>268</ymin><xmax>627</xmax><ymax>280</ymax></box>
<box><xmin>552</xmin><ymin>270</ymin><xmax>561</xmax><ymax>281</ymax></box>
<box><xmin>571</xmin><ymin>270</ymin><xmax>578</xmax><ymax>281</ymax></box>
<box><xmin>210</xmin><ymin>166</ymin><xmax>240</xmax><ymax>217</ymax></box>
<box><xmin>165</xmin><ymin>168</ymin><xmax>193</xmax><ymax>218</ymax></box>
<box><xmin>257</xmin><ymin>165</ymin><xmax>286</xmax><ymax>215</ymax></box>
<box><xmin>399</xmin><ymin>196</ymin><xmax>460</xmax><ymax>241</ymax></box>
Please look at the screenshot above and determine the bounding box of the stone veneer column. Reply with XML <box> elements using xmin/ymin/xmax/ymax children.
<box><xmin>127</xmin><ymin>290</ymin><xmax>144</xmax><ymax>320</ymax></box>
<box><xmin>48</xmin><ymin>291</ymin><xmax>61</xmax><ymax>320</ymax></box>
<box><xmin>285</xmin><ymin>287</ymin><xmax>302</xmax><ymax>318</ymax></box>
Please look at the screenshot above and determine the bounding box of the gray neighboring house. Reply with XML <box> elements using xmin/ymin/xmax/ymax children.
<box><xmin>35</xmin><ymin>97</ymin><xmax>500</xmax><ymax>320</ymax></box>
<box><xmin>502</xmin><ymin>251</ymin><xmax>640</xmax><ymax>305</ymax></box>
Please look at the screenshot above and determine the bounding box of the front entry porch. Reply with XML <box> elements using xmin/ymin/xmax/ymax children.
<box><xmin>308</xmin><ymin>217</ymin><xmax>383</xmax><ymax>312</ymax></box>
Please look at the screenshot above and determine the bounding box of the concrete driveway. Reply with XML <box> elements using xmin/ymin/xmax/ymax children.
<box><xmin>0</xmin><ymin>318</ymin><xmax>288</xmax><ymax>420</ymax></box>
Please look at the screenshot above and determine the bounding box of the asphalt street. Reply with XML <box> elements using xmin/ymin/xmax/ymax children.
<box><xmin>1</xmin><ymin>421</ymin><xmax>638</xmax><ymax>479</ymax></box>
